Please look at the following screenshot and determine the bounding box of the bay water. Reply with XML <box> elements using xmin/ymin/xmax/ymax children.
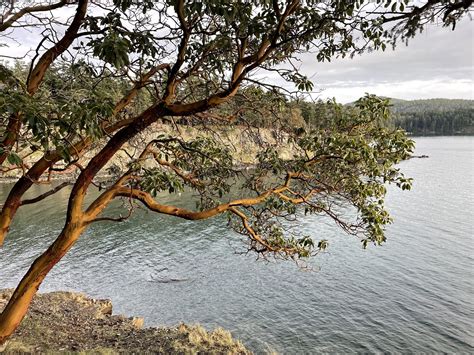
<box><xmin>1</xmin><ymin>136</ymin><xmax>473</xmax><ymax>353</ymax></box>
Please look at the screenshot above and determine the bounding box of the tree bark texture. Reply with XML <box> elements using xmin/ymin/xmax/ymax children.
<box><xmin>0</xmin><ymin>222</ymin><xmax>85</xmax><ymax>344</ymax></box>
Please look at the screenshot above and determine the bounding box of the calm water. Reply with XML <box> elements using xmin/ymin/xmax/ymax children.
<box><xmin>1</xmin><ymin>137</ymin><xmax>473</xmax><ymax>354</ymax></box>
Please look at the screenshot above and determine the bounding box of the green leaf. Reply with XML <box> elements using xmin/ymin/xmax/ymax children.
<box><xmin>7</xmin><ymin>152</ymin><xmax>22</xmax><ymax>166</ymax></box>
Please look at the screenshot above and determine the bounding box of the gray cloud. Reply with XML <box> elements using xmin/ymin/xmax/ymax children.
<box><xmin>298</xmin><ymin>19</ymin><xmax>473</xmax><ymax>102</ymax></box>
<box><xmin>2</xmin><ymin>8</ymin><xmax>472</xmax><ymax>103</ymax></box>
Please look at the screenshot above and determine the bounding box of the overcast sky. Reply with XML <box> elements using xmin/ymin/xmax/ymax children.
<box><xmin>1</xmin><ymin>9</ymin><xmax>472</xmax><ymax>104</ymax></box>
<box><xmin>298</xmin><ymin>19</ymin><xmax>473</xmax><ymax>103</ymax></box>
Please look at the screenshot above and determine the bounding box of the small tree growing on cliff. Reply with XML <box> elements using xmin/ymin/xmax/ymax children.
<box><xmin>0</xmin><ymin>0</ymin><xmax>472</xmax><ymax>344</ymax></box>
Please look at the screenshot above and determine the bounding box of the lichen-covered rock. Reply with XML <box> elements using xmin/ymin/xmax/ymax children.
<box><xmin>0</xmin><ymin>289</ymin><xmax>251</xmax><ymax>354</ymax></box>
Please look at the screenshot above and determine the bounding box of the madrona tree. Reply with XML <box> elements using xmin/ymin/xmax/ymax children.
<box><xmin>0</xmin><ymin>0</ymin><xmax>471</xmax><ymax>344</ymax></box>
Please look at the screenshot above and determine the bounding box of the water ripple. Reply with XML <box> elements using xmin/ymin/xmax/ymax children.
<box><xmin>1</xmin><ymin>137</ymin><xmax>473</xmax><ymax>353</ymax></box>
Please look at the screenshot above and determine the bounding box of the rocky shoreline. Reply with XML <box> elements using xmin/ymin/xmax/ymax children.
<box><xmin>0</xmin><ymin>289</ymin><xmax>250</xmax><ymax>354</ymax></box>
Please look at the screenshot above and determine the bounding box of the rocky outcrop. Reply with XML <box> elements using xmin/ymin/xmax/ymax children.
<box><xmin>0</xmin><ymin>289</ymin><xmax>250</xmax><ymax>354</ymax></box>
<box><xmin>0</xmin><ymin>123</ymin><xmax>295</xmax><ymax>181</ymax></box>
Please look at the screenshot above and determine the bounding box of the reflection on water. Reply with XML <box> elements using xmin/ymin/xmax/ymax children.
<box><xmin>1</xmin><ymin>137</ymin><xmax>473</xmax><ymax>353</ymax></box>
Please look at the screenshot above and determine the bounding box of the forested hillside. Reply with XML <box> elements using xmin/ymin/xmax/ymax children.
<box><xmin>389</xmin><ymin>99</ymin><xmax>473</xmax><ymax>136</ymax></box>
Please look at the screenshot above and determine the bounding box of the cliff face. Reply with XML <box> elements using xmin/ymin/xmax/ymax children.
<box><xmin>0</xmin><ymin>289</ymin><xmax>250</xmax><ymax>354</ymax></box>
<box><xmin>1</xmin><ymin>123</ymin><xmax>295</xmax><ymax>181</ymax></box>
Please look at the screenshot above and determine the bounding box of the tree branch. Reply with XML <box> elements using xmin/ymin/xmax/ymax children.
<box><xmin>0</xmin><ymin>0</ymin><xmax>89</xmax><ymax>166</ymax></box>
<box><xmin>0</xmin><ymin>62</ymin><xmax>171</xmax><ymax>245</ymax></box>
<box><xmin>163</xmin><ymin>0</ymin><xmax>190</xmax><ymax>103</ymax></box>
<box><xmin>19</xmin><ymin>182</ymin><xmax>71</xmax><ymax>206</ymax></box>
<box><xmin>27</xmin><ymin>0</ymin><xmax>89</xmax><ymax>94</ymax></box>
<box><xmin>0</xmin><ymin>0</ymin><xmax>70</xmax><ymax>32</ymax></box>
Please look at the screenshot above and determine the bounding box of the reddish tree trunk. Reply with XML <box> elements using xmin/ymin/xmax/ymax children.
<box><xmin>0</xmin><ymin>222</ymin><xmax>85</xmax><ymax>344</ymax></box>
<box><xmin>0</xmin><ymin>105</ymin><xmax>164</xmax><ymax>345</ymax></box>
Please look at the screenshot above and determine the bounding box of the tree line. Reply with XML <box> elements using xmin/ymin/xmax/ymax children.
<box><xmin>389</xmin><ymin>99</ymin><xmax>473</xmax><ymax>136</ymax></box>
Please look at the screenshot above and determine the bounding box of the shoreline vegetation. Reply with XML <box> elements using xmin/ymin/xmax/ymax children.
<box><xmin>2</xmin><ymin>97</ymin><xmax>472</xmax><ymax>182</ymax></box>
<box><xmin>4</xmin><ymin>121</ymin><xmax>470</xmax><ymax>183</ymax></box>
<box><xmin>0</xmin><ymin>289</ymin><xmax>250</xmax><ymax>354</ymax></box>
<box><xmin>1</xmin><ymin>96</ymin><xmax>471</xmax><ymax>182</ymax></box>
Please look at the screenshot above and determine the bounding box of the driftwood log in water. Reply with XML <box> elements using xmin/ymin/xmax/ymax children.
<box><xmin>408</xmin><ymin>155</ymin><xmax>429</xmax><ymax>159</ymax></box>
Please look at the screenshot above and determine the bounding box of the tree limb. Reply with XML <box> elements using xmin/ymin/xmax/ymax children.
<box><xmin>19</xmin><ymin>182</ymin><xmax>71</xmax><ymax>206</ymax></box>
<box><xmin>0</xmin><ymin>0</ymin><xmax>70</xmax><ymax>32</ymax></box>
<box><xmin>26</xmin><ymin>0</ymin><xmax>89</xmax><ymax>94</ymax></box>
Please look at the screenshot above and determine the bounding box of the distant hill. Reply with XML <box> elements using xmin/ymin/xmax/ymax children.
<box><xmin>388</xmin><ymin>98</ymin><xmax>473</xmax><ymax>136</ymax></box>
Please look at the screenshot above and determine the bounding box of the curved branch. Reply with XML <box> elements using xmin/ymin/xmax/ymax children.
<box><xmin>83</xmin><ymin>178</ymin><xmax>290</xmax><ymax>224</ymax></box>
<box><xmin>229</xmin><ymin>206</ymin><xmax>278</xmax><ymax>252</ymax></box>
<box><xmin>0</xmin><ymin>63</ymin><xmax>169</xmax><ymax>246</ymax></box>
<box><xmin>380</xmin><ymin>0</ymin><xmax>473</xmax><ymax>24</ymax></box>
<box><xmin>26</xmin><ymin>0</ymin><xmax>89</xmax><ymax>94</ymax></box>
<box><xmin>0</xmin><ymin>0</ymin><xmax>70</xmax><ymax>32</ymax></box>
<box><xmin>0</xmin><ymin>112</ymin><xmax>22</xmax><ymax>165</ymax></box>
<box><xmin>113</xmin><ymin>63</ymin><xmax>170</xmax><ymax>116</ymax></box>
<box><xmin>0</xmin><ymin>0</ymin><xmax>89</xmax><ymax>166</ymax></box>
<box><xmin>163</xmin><ymin>0</ymin><xmax>190</xmax><ymax>103</ymax></box>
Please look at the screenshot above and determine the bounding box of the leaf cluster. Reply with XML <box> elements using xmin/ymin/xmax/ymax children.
<box><xmin>231</xmin><ymin>95</ymin><xmax>415</xmax><ymax>256</ymax></box>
